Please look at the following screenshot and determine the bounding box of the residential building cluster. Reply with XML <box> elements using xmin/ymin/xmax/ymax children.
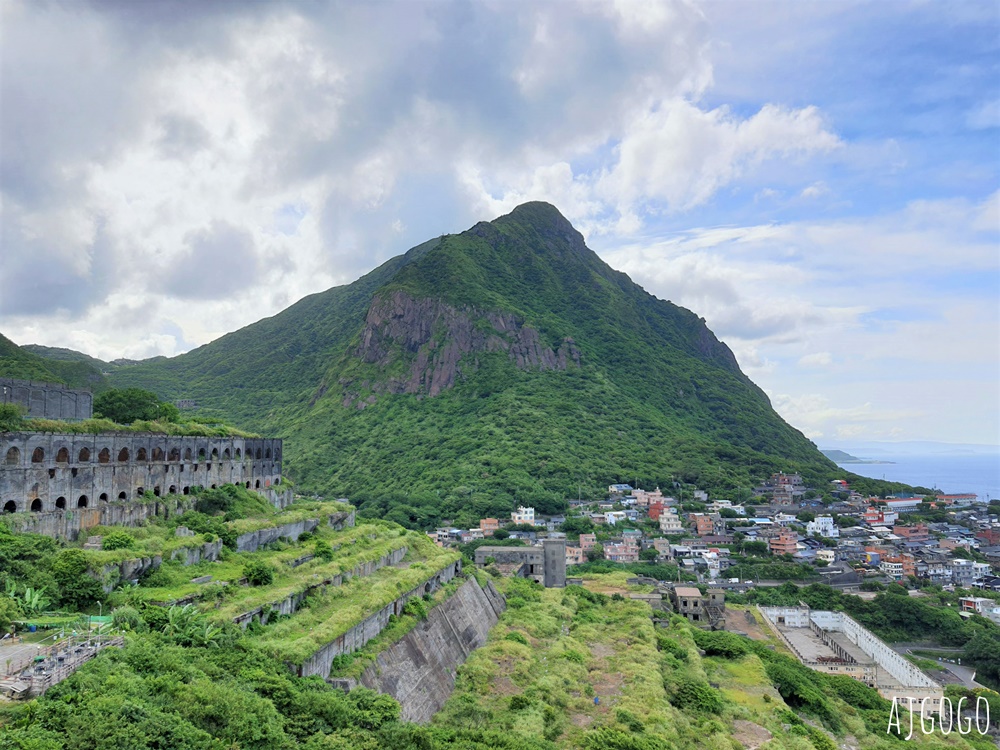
<box><xmin>430</xmin><ymin>474</ymin><xmax>999</xmax><ymax>591</ymax></box>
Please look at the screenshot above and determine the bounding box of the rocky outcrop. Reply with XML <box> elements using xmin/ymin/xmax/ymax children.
<box><xmin>331</xmin><ymin>576</ymin><xmax>506</xmax><ymax>723</ymax></box>
<box><xmin>344</xmin><ymin>291</ymin><xmax>580</xmax><ymax>406</ymax></box>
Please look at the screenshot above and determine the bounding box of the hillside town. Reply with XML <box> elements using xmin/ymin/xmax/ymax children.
<box><xmin>429</xmin><ymin>473</ymin><xmax>1000</xmax><ymax>623</ymax></box>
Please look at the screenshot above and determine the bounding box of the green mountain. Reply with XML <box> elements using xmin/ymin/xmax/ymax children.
<box><xmin>102</xmin><ymin>202</ymin><xmax>840</xmax><ymax>527</ymax></box>
<box><xmin>0</xmin><ymin>334</ymin><xmax>108</xmax><ymax>392</ymax></box>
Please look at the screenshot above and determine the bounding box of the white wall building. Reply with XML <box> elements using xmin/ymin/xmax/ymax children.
<box><xmin>511</xmin><ymin>506</ymin><xmax>535</xmax><ymax>525</ymax></box>
<box><xmin>806</xmin><ymin>515</ymin><xmax>840</xmax><ymax>538</ymax></box>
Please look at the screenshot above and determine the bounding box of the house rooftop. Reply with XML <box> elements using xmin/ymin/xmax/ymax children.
<box><xmin>674</xmin><ymin>586</ymin><xmax>701</xmax><ymax>597</ymax></box>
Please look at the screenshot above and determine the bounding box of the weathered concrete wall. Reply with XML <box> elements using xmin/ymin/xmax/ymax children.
<box><xmin>233</xmin><ymin>510</ymin><xmax>354</xmax><ymax>554</ymax></box>
<box><xmin>169</xmin><ymin>539</ymin><xmax>224</xmax><ymax>566</ymax></box>
<box><xmin>232</xmin><ymin>544</ymin><xmax>409</xmax><ymax>628</ymax></box>
<box><xmin>1</xmin><ymin>378</ymin><xmax>93</xmax><ymax>421</ymax></box>
<box><xmin>95</xmin><ymin>556</ymin><xmax>163</xmax><ymax>593</ymax></box>
<box><xmin>296</xmin><ymin>560</ymin><xmax>462</xmax><ymax>679</ymax></box>
<box><xmin>3</xmin><ymin>497</ymin><xmax>196</xmax><ymax>541</ymax></box>
<box><xmin>353</xmin><ymin>577</ymin><xmax>506</xmax><ymax>723</ymax></box>
<box><xmin>0</xmin><ymin>432</ymin><xmax>283</xmax><ymax>517</ymax></box>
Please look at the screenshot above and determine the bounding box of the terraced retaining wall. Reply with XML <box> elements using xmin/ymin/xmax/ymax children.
<box><xmin>232</xmin><ymin>544</ymin><xmax>409</xmax><ymax>628</ymax></box>
<box><xmin>342</xmin><ymin>576</ymin><xmax>506</xmax><ymax>723</ymax></box>
<box><xmin>233</xmin><ymin>509</ymin><xmax>355</xmax><ymax>553</ymax></box>
<box><xmin>295</xmin><ymin>559</ymin><xmax>462</xmax><ymax>678</ymax></box>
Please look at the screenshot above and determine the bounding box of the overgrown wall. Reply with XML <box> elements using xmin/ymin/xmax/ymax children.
<box><xmin>233</xmin><ymin>544</ymin><xmax>408</xmax><ymax>628</ymax></box>
<box><xmin>352</xmin><ymin>576</ymin><xmax>506</xmax><ymax>723</ymax></box>
<box><xmin>295</xmin><ymin>560</ymin><xmax>461</xmax><ymax>678</ymax></box>
<box><xmin>234</xmin><ymin>510</ymin><xmax>355</xmax><ymax>553</ymax></box>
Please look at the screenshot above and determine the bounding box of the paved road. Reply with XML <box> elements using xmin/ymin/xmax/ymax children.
<box><xmin>890</xmin><ymin>644</ymin><xmax>982</xmax><ymax>690</ymax></box>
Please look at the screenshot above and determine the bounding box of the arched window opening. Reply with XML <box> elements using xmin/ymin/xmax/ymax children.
<box><xmin>99</xmin><ymin>493</ymin><xmax>109</xmax><ymax>502</ymax></box>
<box><xmin>152</xmin><ymin>447</ymin><xmax>164</xmax><ymax>461</ymax></box>
<box><xmin>30</xmin><ymin>499</ymin><xmax>42</xmax><ymax>512</ymax></box>
<box><xmin>256</xmin><ymin>449</ymin><xmax>262</xmax><ymax>459</ymax></box>
<box><xmin>118</xmin><ymin>491</ymin><xmax>127</xmax><ymax>500</ymax></box>
<box><xmin>198</xmin><ymin>449</ymin><xmax>206</xmax><ymax>460</ymax></box>
<box><xmin>223</xmin><ymin>448</ymin><xmax>231</xmax><ymax>460</ymax></box>
<box><xmin>255</xmin><ymin>480</ymin><xmax>261</xmax><ymax>489</ymax></box>
<box><xmin>137</xmin><ymin>448</ymin><xmax>147</xmax><ymax>462</ymax></box>
<box><xmin>245</xmin><ymin>481</ymin><xmax>250</xmax><ymax>488</ymax></box>
<box><xmin>55</xmin><ymin>497</ymin><xmax>66</xmax><ymax>509</ymax></box>
<box><xmin>55</xmin><ymin>448</ymin><xmax>69</xmax><ymax>463</ymax></box>
<box><xmin>182</xmin><ymin>486</ymin><xmax>190</xmax><ymax>495</ymax></box>
<box><xmin>77</xmin><ymin>495</ymin><xmax>88</xmax><ymax>508</ymax></box>
<box><xmin>210</xmin><ymin>484</ymin><xmax>217</xmax><ymax>489</ymax></box>
<box><xmin>2</xmin><ymin>500</ymin><xmax>15</xmax><ymax>514</ymax></box>
<box><xmin>118</xmin><ymin>448</ymin><xmax>129</xmax><ymax>462</ymax></box>
<box><xmin>265</xmin><ymin>448</ymin><xmax>271</xmax><ymax>459</ymax></box>
<box><xmin>275</xmin><ymin>477</ymin><xmax>281</xmax><ymax>486</ymax></box>
<box><xmin>235</xmin><ymin>448</ymin><xmax>242</xmax><ymax>459</ymax></box>
<box><xmin>136</xmin><ymin>487</ymin><xmax>145</xmax><ymax>498</ymax></box>
<box><xmin>78</xmin><ymin>447</ymin><xmax>91</xmax><ymax>462</ymax></box>
<box><xmin>169</xmin><ymin>447</ymin><xmax>180</xmax><ymax>461</ymax></box>
<box><xmin>206</xmin><ymin>463</ymin><xmax>212</xmax><ymax>471</ymax></box>
<box><xmin>168</xmin><ymin>485</ymin><xmax>177</xmax><ymax>494</ymax></box>
<box><xmin>211</xmin><ymin>448</ymin><xmax>219</xmax><ymax>459</ymax></box>
<box><xmin>153</xmin><ymin>487</ymin><xmax>161</xmax><ymax>496</ymax></box>
<box><xmin>31</xmin><ymin>447</ymin><xmax>44</xmax><ymax>463</ymax></box>
<box><xmin>98</xmin><ymin>448</ymin><xmax>110</xmax><ymax>464</ymax></box>
<box><xmin>184</xmin><ymin>448</ymin><xmax>193</xmax><ymax>460</ymax></box>
<box><xmin>4</xmin><ymin>447</ymin><xmax>19</xmax><ymax>465</ymax></box>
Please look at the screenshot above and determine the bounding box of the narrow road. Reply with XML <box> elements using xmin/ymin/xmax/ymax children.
<box><xmin>890</xmin><ymin>644</ymin><xmax>982</xmax><ymax>690</ymax></box>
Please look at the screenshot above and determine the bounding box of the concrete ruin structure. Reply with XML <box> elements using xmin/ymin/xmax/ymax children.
<box><xmin>473</xmin><ymin>538</ymin><xmax>567</xmax><ymax>587</ymax></box>
<box><xmin>670</xmin><ymin>586</ymin><xmax>726</xmax><ymax>629</ymax></box>
<box><xmin>0</xmin><ymin>432</ymin><xmax>284</xmax><ymax>538</ymax></box>
<box><xmin>759</xmin><ymin>605</ymin><xmax>943</xmax><ymax>712</ymax></box>
<box><xmin>1</xmin><ymin>378</ymin><xmax>93</xmax><ymax>421</ymax></box>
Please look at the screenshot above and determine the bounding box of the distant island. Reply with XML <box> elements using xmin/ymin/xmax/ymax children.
<box><xmin>821</xmin><ymin>448</ymin><xmax>895</xmax><ymax>465</ymax></box>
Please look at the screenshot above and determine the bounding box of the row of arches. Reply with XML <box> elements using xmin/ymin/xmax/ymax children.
<box><xmin>4</xmin><ymin>445</ymin><xmax>279</xmax><ymax>465</ymax></box>
<box><xmin>0</xmin><ymin>485</ymin><xmax>196</xmax><ymax>514</ymax></box>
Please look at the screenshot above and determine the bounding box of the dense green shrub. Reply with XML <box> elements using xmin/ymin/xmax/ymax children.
<box><xmin>243</xmin><ymin>559</ymin><xmax>275</xmax><ymax>587</ymax></box>
<box><xmin>669</xmin><ymin>677</ymin><xmax>724</xmax><ymax>713</ymax></box>
<box><xmin>101</xmin><ymin>531</ymin><xmax>136</xmax><ymax>551</ymax></box>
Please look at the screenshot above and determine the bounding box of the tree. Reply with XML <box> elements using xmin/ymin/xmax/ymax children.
<box><xmin>586</xmin><ymin>543</ymin><xmax>603</xmax><ymax>562</ymax></box>
<box><xmin>796</xmin><ymin>511</ymin><xmax>816</xmax><ymax>523</ymax></box>
<box><xmin>93</xmin><ymin>388</ymin><xmax>178</xmax><ymax>424</ymax></box>
<box><xmin>51</xmin><ymin>549</ymin><xmax>102</xmax><ymax>608</ymax></box>
<box><xmin>0</xmin><ymin>403</ymin><xmax>25</xmax><ymax>432</ymax></box>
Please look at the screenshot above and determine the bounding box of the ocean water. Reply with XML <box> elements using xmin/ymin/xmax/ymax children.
<box><xmin>835</xmin><ymin>453</ymin><xmax>1000</xmax><ymax>502</ymax></box>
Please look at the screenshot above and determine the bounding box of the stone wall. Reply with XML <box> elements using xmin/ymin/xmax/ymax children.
<box><xmin>348</xmin><ymin>576</ymin><xmax>506</xmax><ymax>723</ymax></box>
<box><xmin>1</xmin><ymin>432</ymin><xmax>282</xmax><ymax>520</ymax></box>
<box><xmin>295</xmin><ymin>560</ymin><xmax>461</xmax><ymax>678</ymax></box>
<box><xmin>1</xmin><ymin>378</ymin><xmax>93</xmax><ymax>421</ymax></box>
<box><xmin>2</xmin><ymin>497</ymin><xmax>196</xmax><ymax>541</ymax></box>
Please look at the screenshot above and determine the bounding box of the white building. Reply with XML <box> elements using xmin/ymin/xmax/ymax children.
<box><xmin>659</xmin><ymin>510</ymin><xmax>684</xmax><ymax>533</ymax></box>
<box><xmin>605</xmin><ymin>510</ymin><xmax>627</xmax><ymax>526</ymax></box>
<box><xmin>806</xmin><ymin>515</ymin><xmax>840</xmax><ymax>539</ymax></box>
<box><xmin>511</xmin><ymin>506</ymin><xmax>535</xmax><ymax>525</ymax></box>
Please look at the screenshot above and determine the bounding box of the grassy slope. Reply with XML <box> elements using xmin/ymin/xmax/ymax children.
<box><xmin>0</xmin><ymin>333</ymin><xmax>108</xmax><ymax>392</ymax></box>
<box><xmin>33</xmin><ymin>204</ymin><xmax>915</xmax><ymax>519</ymax></box>
<box><xmin>436</xmin><ymin>577</ymin><xmax>989</xmax><ymax>750</ymax></box>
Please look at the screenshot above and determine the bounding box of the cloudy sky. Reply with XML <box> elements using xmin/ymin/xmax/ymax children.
<box><xmin>2</xmin><ymin>0</ymin><xmax>998</xmax><ymax>447</ymax></box>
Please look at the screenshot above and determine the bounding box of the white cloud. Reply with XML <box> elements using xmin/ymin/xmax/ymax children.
<box><xmin>798</xmin><ymin>352</ymin><xmax>832</xmax><ymax>367</ymax></box>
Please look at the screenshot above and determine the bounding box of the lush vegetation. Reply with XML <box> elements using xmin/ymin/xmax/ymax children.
<box><xmin>0</xmin><ymin>333</ymin><xmax>108</xmax><ymax>393</ymax></box>
<box><xmin>93</xmin><ymin>387</ymin><xmax>180</xmax><ymax>424</ymax></box>
<box><xmin>6</xmin><ymin>567</ymin><xmax>995</xmax><ymax>749</ymax></box>
<box><xmin>75</xmin><ymin>203</ymin><xmax>924</xmax><ymax>529</ymax></box>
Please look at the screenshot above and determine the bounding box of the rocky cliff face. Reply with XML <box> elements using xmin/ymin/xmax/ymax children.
<box><xmin>342</xmin><ymin>290</ymin><xmax>581</xmax><ymax>407</ymax></box>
